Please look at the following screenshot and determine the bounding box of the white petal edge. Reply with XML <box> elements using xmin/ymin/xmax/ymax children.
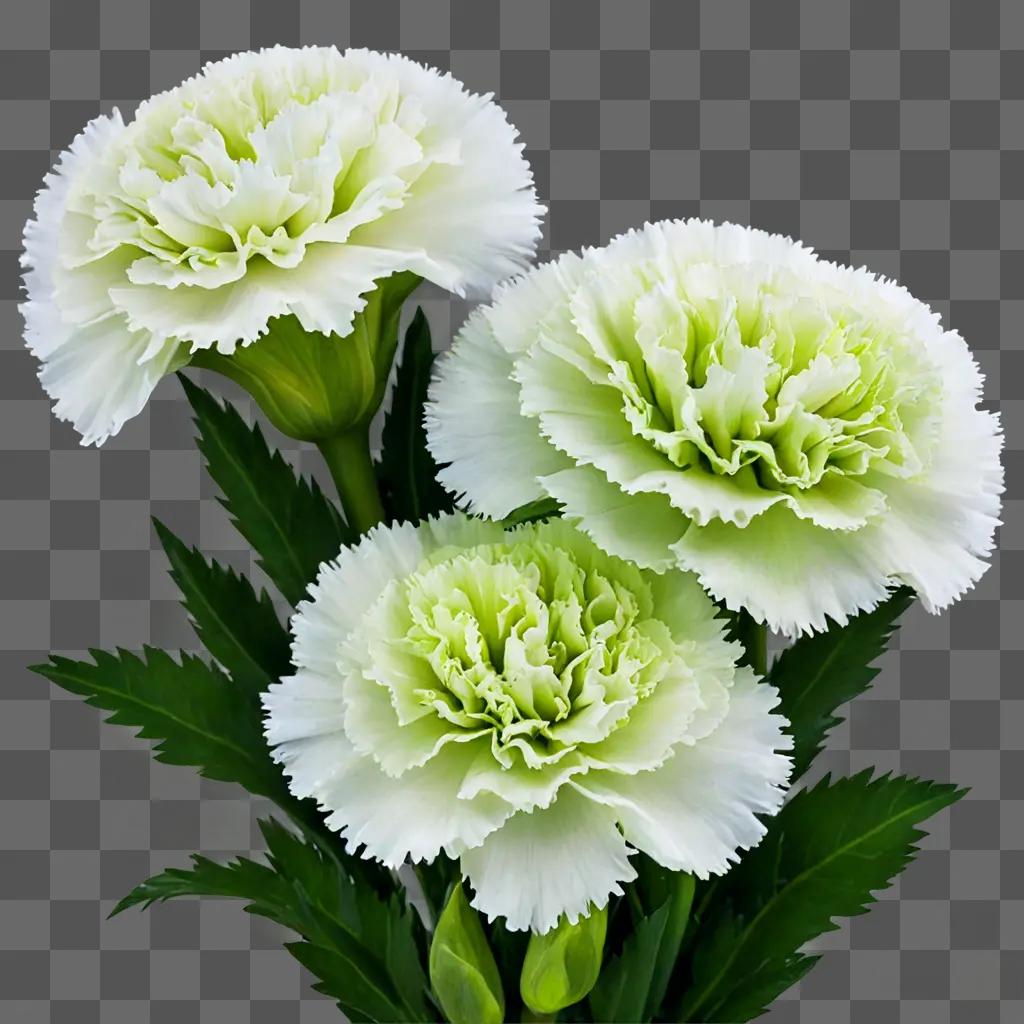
<box><xmin>271</xmin><ymin>730</ymin><xmax>513</xmax><ymax>868</ymax></box>
<box><xmin>20</xmin><ymin>111</ymin><xmax>184</xmax><ymax>446</ymax></box>
<box><xmin>461</xmin><ymin>786</ymin><xmax>637</xmax><ymax>933</ymax></box>
<box><xmin>572</xmin><ymin>669</ymin><xmax>792</xmax><ymax>879</ymax></box>
<box><xmin>426</xmin><ymin>310</ymin><xmax>570</xmax><ymax>520</ymax></box>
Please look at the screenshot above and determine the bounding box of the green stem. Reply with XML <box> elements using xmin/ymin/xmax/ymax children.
<box><xmin>521</xmin><ymin>1010</ymin><xmax>556</xmax><ymax>1023</ymax></box>
<box><xmin>318</xmin><ymin>427</ymin><xmax>385</xmax><ymax>534</ymax></box>
<box><xmin>736</xmin><ymin>610</ymin><xmax>768</xmax><ymax>676</ymax></box>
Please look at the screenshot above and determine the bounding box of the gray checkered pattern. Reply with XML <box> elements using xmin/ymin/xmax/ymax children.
<box><xmin>0</xmin><ymin>0</ymin><xmax>1019</xmax><ymax>1020</ymax></box>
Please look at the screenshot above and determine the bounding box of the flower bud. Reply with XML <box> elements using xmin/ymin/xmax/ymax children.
<box><xmin>192</xmin><ymin>271</ymin><xmax>420</xmax><ymax>443</ymax></box>
<box><xmin>429</xmin><ymin>880</ymin><xmax>505</xmax><ymax>1024</ymax></box>
<box><xmin>520</xmin><ymin>904</ymin><xmax>608</xmax><ymax>1016</ymax></box>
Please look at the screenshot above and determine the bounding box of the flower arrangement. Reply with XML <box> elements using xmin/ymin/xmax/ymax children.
<box><xmin>22</xmin><ymin>46</ymin><xmax>1001</xmax><ymax>1023</ymax></box>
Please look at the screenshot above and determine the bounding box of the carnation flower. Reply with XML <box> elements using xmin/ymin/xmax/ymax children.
<box><xmin>426</xmin><ymin>220</ymin><xmax>1003</xmax><ymax>636</ymax></box>
<box><xmin>263</xmin><ymin>513</ymin><xmax>791</xmax><ymax>933</ymax></box>
<box><xmin>21</xmin><ymin>45</ymin><xmax>542</xmax><ymax>445</ymax></box>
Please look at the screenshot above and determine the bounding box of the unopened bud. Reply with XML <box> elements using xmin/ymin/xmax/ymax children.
<box><xmin>520</xmin><ymin>904</ymin><xmax>608</xmax><ymax>1015</ymax></box>
<box><xmin>429</xmin><ymin>880</ymin><xmax>505</xmax><ymax>1024</ymax></box>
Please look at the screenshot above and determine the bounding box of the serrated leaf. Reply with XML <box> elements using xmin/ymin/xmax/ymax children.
<box><xmin>33</xmin><ymin>648</ymin><xmax>287</xmax><ymax>803</ymax></box>
<box><xmin>678</xmin><ymin>771</ymin><xmax>965</xmax><ymax>1022</ymax></box>
<box><xmin>181</xmin><ymin>375</ymin><xmax>351</xmax><ymax>605</ymax></box>
<box><xmin>770</xmin><ymin>588</ymin><xmax>914</xmax><ymax>781</ymax></box>
<box><xmin>154</xmin><ymin>519</ymin><xmax>291</xmax><ymax>693</ymax></box>
<box><xmin>589</xmin><ymin>902</ymin><xmax>671</xmax><ymax>1023</ymax></box>
<box><xmin>115</xmin><ymin>818</ymin><xmax>431</xmax><ymax>1023</ymax></box>
<box><xmin>377</xmin><ymin>308</ymin><xmax>454</xmax><ymax>523</ymax></box>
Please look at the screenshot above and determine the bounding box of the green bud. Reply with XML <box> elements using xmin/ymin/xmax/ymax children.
<box><xmin>520</xmin><ymin>904</ymin><xmax>608</xmax><ymax>1016</ymax></box>
<box><xmin>429</xmin><ymin>880</ymin><xmax>505</xmax><ymax>1024</ymax></box>
<box><xmin>191</xmin><ymin>271</ymin><xmax>420</xmax><ymax>443</ymax></box>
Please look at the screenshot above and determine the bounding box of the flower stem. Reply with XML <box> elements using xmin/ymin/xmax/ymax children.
<box><xmin>318</xmin><ymin>426</ymin><xmax>385</xmax><ymax>535</ymax></box>
<box><xmin>736</xmin><ymin>610</ymin><xmax>768</xmax><ymax>676</ymax></box>
<box><xmin>520</xmin><ymin>1010</ymin><xmax>556</xmax><ymax>1023</ymax></box>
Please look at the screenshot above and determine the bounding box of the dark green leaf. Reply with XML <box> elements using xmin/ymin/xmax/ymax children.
<box><xmin>33</xmin><ymin>648</ymin><xmax>288</xmax><ymax>803</ymax></box>
<box><xmin>377</xmin><ymin>308</ymin><xmax>454</xmax><ymax>523</ymax></box>
<box><xmin>181</xmin><ymin>375</ymin><xmax>351</xmax><ymax>605</ymax></box>
<box><xmin>770</xmin><ymin>588</ymin><xmax>914</xmax><ymax>780</ymax></box>
<box><xmin>502</xmin><ymin>496</ymin><xmax>563</xmax><ymax>528</ymax></box>
<box><xmin>115</xmin><ymin>818</ymin><xmax>431</xmax><ymax>1023</ymax></box>
<box><xmin>678</xmin><ymin>771</ymin><xmax>965</xmax><ymax>1022</ymax></box>
<box><xmin>589</xmin><ymin>902</ymin><xmax>671</xmax><ymax>1023</ymax></box>
<box><xmin>154</xmin><ymin>519</ymin><xmax>291</xmax><ymax>694</ymax></box>
<box><xmin>637</xmin><ymin>867</ymin><xmax>695</xmax><ymax>1020</ymax></box>
<box><xmin>486</xmin><ymin>918</ymin><xmax>530</xmax><ymax>1023</ymax></box>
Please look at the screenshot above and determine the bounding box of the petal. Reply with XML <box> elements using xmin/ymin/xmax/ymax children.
<box><xmin>20</xmin><ymin>110</ymin><xmax>184</xmax><ymax>446</ymax></box>
<box><xmin>292</xmin><ymin>518</ymin><xmax>428</xmax><ymax>677</ymax></box>
<box><xmin>572</xmin><ymin>669</ymin><xmax>791</xmax><ymax>879</ymax></box>
<box><xmin>580</xmin><ymin>661</ymin><xmax>707</xmax><ymax>774</ymax></box>
<box><xmin>27</xmin><ymin>312</ymin><xmax>184</xmax><ymax>448</ymax></box>
<box><xmin>279</xmin><ymin>729</ymin><xmax>513</xmax><ymax>868</ymax></box>
<box><xmin>672</xmin><ymin>502</ymin><xmax>893</xmax><ymax>636</ymax></box>
<box><xmin>426</xmin><ymin>312</ymin><xmax>571</xmax><ymax>519</ymax></box>
<box><xmin>540</xmin><ymin>464</ymin><xmax>686</xmax><ymax>572</ymax></box>
<box><xmin>344</xmin><ymin>49</ymin><xmax>544</xmax><ymax>296</ymax></box>
<box><xmin>110</xmin><ymin>243</ymin><xmax>409</xmax><ymax>351</ymax></box>
<box><xmin>864</xmin><ymin>401</ymin><xmax>1003</xmax><ymax>612</ymax></box>
<box><xmin>458</xmin><ymin>745</ymin><xmax>588</xmax><ymax>812</ymax></box>
<box><xmin>485</xmin><ymin>250</ymin><xmax>588</xmax><ymax>355</ymax></box>
<box><xmin>461</xmin><ymin>787</ymin><xmax>636</xmax><ymax>933</ymax></box>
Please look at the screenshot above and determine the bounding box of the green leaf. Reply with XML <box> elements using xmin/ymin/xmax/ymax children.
<box><xmin>770</xmin><ymin>588</ymin><xmax>914</xmax><ymax>781</ymax></box>
<box><xmin>115</xmin><ymin>818</ymin><xmax>432</xmax><ymax>1023</ymax></box>
<box><xmin>33</xmin><ymin>648</ymin><xmax>288</xmax><ymax>803</ymax></box>
<box><xmin>377</xmin><ymin>307</ymin><xmax>454</xmax><ymax>523</ymax></box>
<box><xmin>181</xmin><ymin>375</ymin><xmax>351</xmax><ymax>605</ymax></box>
<box><xmin>678</xmin><ymin>771</ymin><xmax>965</xmax><ymax>1022</ymax></box>
<box><xmin>636</xmin><ymin>867</ymin><xmax>695</xmax><ymax>1020</ymax></box>
<box><xmin>502</xmin><ymin>496</ymin><xmax>563</xmax><ymax>528</ymax></box>
<box><xmin>153</xmin><ymin>519</ymin><xmax>291</xmax><ymax>694</ymax></box>
<box><xmin>589</xmin><ymin>902</ymin><xmax>671</xmax><ymax>1023</ymax></box>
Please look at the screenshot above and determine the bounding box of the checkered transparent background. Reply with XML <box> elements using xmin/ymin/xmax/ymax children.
<box><xmin>0</xmin><ymin>1</ymin><xmax>1020</xmax><ymax>1021</ymax></box>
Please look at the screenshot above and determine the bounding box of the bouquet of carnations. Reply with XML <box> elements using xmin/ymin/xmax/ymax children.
<box><xmin>21</xmin><ymin>46</ymin><xmax>1003</xmax><ymax>1023</ymax></box>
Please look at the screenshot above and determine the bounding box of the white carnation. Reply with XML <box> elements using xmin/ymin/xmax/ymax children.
<box><xmin>21</xmin><ymin>46</ymin><xmax>543</xmax><ymax>445</ymax></box>
<box><xmin>426</xmin><ymin>220</ymin><xmax>1004</xmax><ymax>636</ymax></box>
<box><xmin>263</xmin><ymin>513</ymin><xmax>791</xmax><ymax>933</ymax></box>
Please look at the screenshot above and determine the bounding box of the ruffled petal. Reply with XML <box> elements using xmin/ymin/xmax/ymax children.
<box><xmin>111</xmin><ymin>244</ymin><xmax>409</xmax><ymax>351</ymax></box>
<box><xmin>340</xmin><ymin>49</ymin><xmax>544</xmax><ymax>296</ymax></box>
<box><xmin>461</xmin><ymin>787</ymin><xmax>636</xmax><ymax>933</ymax></box>
<box><xmin>20</xmin><ymin>111</ymin><xmax>185</xmax><ymax>446</ymax></box>
<box><xmin>572</xmin><ymin>669</ymin><xmax>791</xmax><ymax>878</ymax></box>
<box><xmin>672</xmin><ymin>503</ymin><xmax>893</xmax><ymax>636</ymax></box>
<box><xmin>540</xmin><ymin>464</ymin><xmax>686</xmax><ymax>572</ymax></box>
<box><xmin>426</xmin><ymin>311</ymin><xmax>571</xmax><ymax>520</ymax></box>
<box><xmin>292</xmin><ymin>518</ymin><xmax>428</xmax><ymax>677</ymax></box>
<box><xmin>277</xmin><ymin>730</ymin><xmax>514</xmax><ymax>868</ymax></box>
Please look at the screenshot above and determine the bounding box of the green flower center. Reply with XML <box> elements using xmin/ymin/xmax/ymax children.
<box><xmin>589</xmin><ymin>264</ymin><xmax>943</xmax><ymax>492</ymax></box>
<box><xmin>71</xmin><ymin>50</ymin><xmax>445</xmax><ymax>287</ymax></box>
<box><xmin>391</xmin><ymin>540</ymin><xmax>671</xmax><ymax>767</ymax></box>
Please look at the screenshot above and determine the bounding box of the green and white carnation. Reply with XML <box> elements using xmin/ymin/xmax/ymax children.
<box><xmin>21</xmin><ymin>45</ymin><xmax>542</xmax><ymax>445</ymax></box>
<box><xmin>426</xmin><ymin>219</ymin><xmax>1004</xmax><ymax>636</ymax></box>
<box><xmin>263</xmin><ymin>513</ymin><xmax>791</xmax><ymax>933</ymax></box>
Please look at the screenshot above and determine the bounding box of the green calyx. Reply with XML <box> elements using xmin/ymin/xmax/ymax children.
<box><xmin>429</xmin><ymin>880</ymin><xmax>505</xmax><ymax>1024</ymax></box>
<box><xmin>520</xmin><ymin>904</ymin><xmax>608</xmax><ymax>1015</ymax></box>
<box><xmin>191</xmin><ymin>270</ymin><xmax>420</xmax><ymax>443</ymax></box>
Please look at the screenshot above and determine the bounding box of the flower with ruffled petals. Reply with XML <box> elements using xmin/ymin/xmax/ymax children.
<box><xmin>426</xmin><ymin>220</ymin><xmax>1003</xmax><ymax>636</ymax></box>
<box><xmin>21</xmin><ymin>45</ymin><xmax>543</xmax><ymax>445</ymax></box>
<box><xmin>263</xmin><ymin>513</ymin><xmax>791</xmax><ymax>933</ymax></box>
